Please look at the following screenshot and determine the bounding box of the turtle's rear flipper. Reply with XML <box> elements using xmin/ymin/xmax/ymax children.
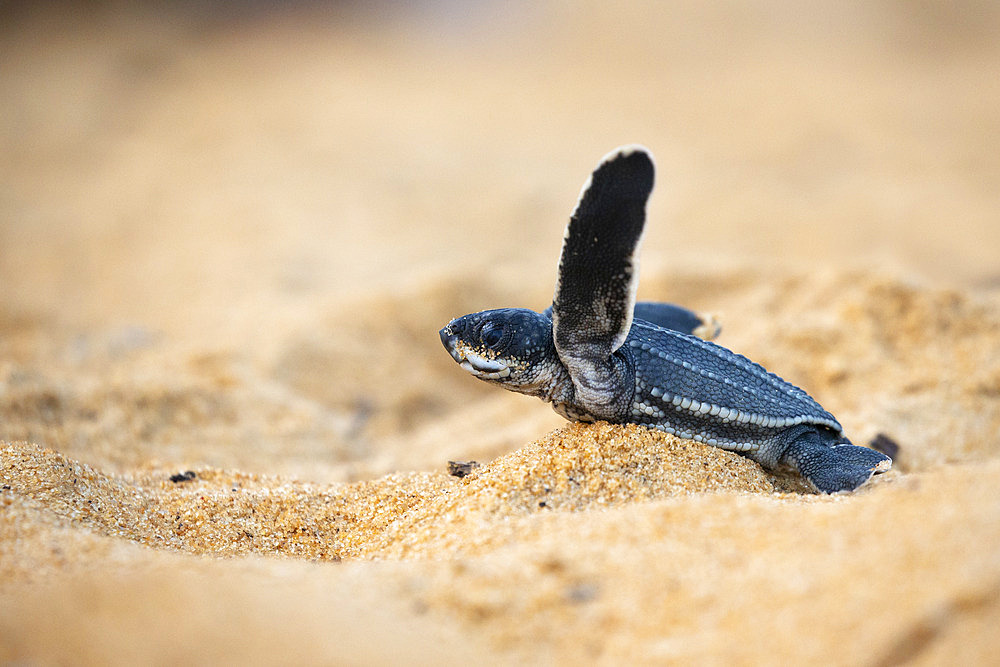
<box><xmin>782</xmin><ymin>433</ymin><xmax>892</xmax><ymax>493</ymax></box>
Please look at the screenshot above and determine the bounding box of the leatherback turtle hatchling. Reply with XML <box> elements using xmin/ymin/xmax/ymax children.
<box><xmin>439</xmin><ymin>146</ymin><xmax>891</xmax><ymax>493</ymax></box>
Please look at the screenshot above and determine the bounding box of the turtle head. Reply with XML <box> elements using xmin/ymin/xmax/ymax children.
<box><xmin>439</xmin><ymin>308</ymin><xmax>571</xmax><ymax>401</ymax></box>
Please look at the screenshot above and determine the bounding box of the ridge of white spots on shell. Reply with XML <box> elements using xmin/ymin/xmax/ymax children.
<box><xmin>637</xmin><ymin>340</ymin><xmax>811</xmax><ymax>414</ymax></box>
<box><xmin>634</xmin><ymin>384</ymin><xmax>843</xmax><ymax>441</ymax></box>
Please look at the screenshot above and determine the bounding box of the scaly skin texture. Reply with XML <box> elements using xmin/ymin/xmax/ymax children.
<box><xmin>440</xmin><ymin>146</ymin><xmax>891</xmax><ymax>492</ymax></box>
<box><xmin>624</xmin><ymin>319</ymin><xmax>842</xmax><ymax>468</ymax></box>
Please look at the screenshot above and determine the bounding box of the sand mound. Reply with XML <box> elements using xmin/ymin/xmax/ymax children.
<box><xmin>355</xmin><ymin>422</ymin><xmax>811</xmax><ymax>559</ymax></box>
<box><xmin>2</xmin><ymin>422</ymin><xmax>808</xmax><ymax>571</ymax></box>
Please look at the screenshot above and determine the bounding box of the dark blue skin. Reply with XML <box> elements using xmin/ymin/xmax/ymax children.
<box><xmin>440</xmin><ymin>146</ymin><xmax>891</xmax><ymax>493</ymax></box>
<box><xmin>441</xmin><ymin>302</ymin><xmax>711</xmax><ymax>409</ymax></box>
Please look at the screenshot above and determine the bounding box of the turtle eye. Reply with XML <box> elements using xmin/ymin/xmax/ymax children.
<box><xmin>480</xmin><ymin>322</ymin><xmax>506</xmax><ymax>350</ymax></box>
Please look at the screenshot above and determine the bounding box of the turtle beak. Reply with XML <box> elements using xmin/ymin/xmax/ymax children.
<box><xmin>439</xmin><ymin>323</ymin><xmax>463</xmax><ymax>363</ymax></box>
<box><xmin>439</xmin><ymin>323</ymin><xmax>478</xmax><ymax>374</ymax></box>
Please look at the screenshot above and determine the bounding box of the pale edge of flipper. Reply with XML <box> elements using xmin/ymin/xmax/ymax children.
<box><xmin>692</xmin><ymin>312</ymin><xmax>722</xmax><ymax>341</ymax></box>
<box><xmin>551</xmin><ymin>145</ymin><xmax>655</xmax><ymax>358</ymax></box>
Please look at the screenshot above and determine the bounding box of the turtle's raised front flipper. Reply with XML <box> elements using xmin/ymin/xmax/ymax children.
<box><xmin>541</xmin><ymin>301</ymin><xmax>720</xmax><ymax>340</ymax></box>
<box><xmin>553</xmin><ymin>146</ymin><xmax>653</xmax><ymax>353</ymax></box>
<box><xmin>552</xmin><ymin>146</ymin><xmax>654</xmax><ymax>420</ymax></box>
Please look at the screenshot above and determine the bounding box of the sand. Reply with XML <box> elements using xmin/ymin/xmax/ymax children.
<box><xmin>3</xmin><ymin>2</ymin><xmax>1000</xmax><ymax>664</ymax></box>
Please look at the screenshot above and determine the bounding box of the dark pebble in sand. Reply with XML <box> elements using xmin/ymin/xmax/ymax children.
<box><xmin>447</xmin><ymin>461</ymin><xmax>480</xmax><ymax>478</ymax></box>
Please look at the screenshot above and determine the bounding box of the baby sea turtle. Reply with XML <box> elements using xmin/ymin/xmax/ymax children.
<box><xmin>439</xmin><ymin>146</ymin><xmax>891</xmax><ymax>493</ymax></box>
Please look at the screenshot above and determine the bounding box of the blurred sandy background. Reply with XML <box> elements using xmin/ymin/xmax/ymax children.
<box><xmin>2</xmin><ymin>1</ymin><xmax>1000</xmax><ymax>664</ymax></box>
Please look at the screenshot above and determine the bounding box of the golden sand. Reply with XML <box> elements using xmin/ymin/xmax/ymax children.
<box><xmin>3</xmin><ymin>2</ymin><xmax>1000</xmax><ymax>664</ymax></box>
<box><xmin>0</xmin><ymin>422</ymin><xmax>801</xmax><ymax>572</ymax></box>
